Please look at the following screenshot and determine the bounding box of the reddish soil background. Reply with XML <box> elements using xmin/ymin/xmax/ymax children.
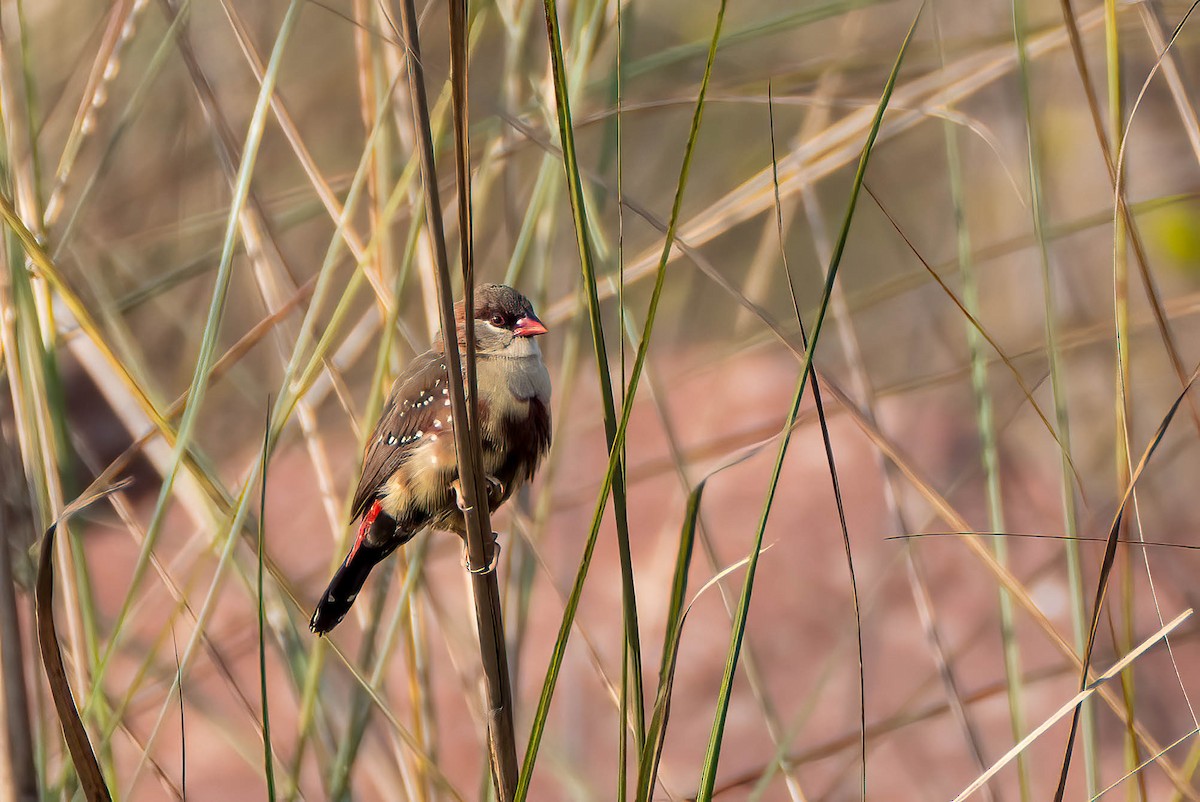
<box><xmin>31</xmin><ymin>336</ymin><xmax>1199</xmax><ymax>801</ymax></box>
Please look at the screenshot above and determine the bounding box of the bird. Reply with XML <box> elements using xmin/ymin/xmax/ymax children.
<box><xmin>310</xmin><ymin>284</ymin><xmax>551</xmax><ymax>635</ymax></box>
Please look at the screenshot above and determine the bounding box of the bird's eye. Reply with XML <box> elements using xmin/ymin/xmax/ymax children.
<box><xmin>490</xmin><ymin>313</ymin><xmax>505</xmax><ymax>327</ymax></box>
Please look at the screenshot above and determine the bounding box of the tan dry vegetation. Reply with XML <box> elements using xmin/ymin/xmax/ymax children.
<box><xmin>3</xmin><ymin>0</ymin><xmax>1200</xmax><ymax>800</ymax></box>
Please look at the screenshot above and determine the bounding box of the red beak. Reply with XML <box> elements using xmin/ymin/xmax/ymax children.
<box><xmin>513</xmin><ymin>315</ymin><xmax>548</xmax><ymax>337</ymax></box>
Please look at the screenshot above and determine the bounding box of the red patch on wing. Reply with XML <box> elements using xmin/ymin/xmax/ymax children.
<box><xmin>345</xmin><ymin>499</ymin><xmax>383</xmax><ymax>566</ymax></box>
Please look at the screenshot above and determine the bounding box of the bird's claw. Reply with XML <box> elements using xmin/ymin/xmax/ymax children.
<box><xmin>451</xmin><ymin>478</ymin><xmax>469</xmax><ymax>512</ymax></box>
<box><xmin>485</xmin><ymin>475</ymin><xmax>505</xmax><ymax>505</ymax></box>
<box><xmin>449</xmin><ymin>476</ymin><xmax>504</xmax><ymax>573</ymax></box>
<box><xmin>462</xmin><ymin>534</ymin><xmax>501</xmax><ymax>575</ymax></box>
<box><xmin>451</xmin><ymin>476</ymin><xmax>504</xmax><ymax>511</ymax></box>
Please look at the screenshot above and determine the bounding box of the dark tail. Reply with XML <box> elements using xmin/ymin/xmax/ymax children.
<box><xmin>310</xmin><ymin>501</ymin><xmax>398</xmax><ymax>635</ymax></box>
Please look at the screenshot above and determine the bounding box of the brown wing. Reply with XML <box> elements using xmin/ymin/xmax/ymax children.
<box><xmin>351</xmin><ymin>349</ymin><xmax>454</xmax><ymax>521</ymax></box>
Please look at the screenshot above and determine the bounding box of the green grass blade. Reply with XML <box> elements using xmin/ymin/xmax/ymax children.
<box><xmin>322</xmin><ymin>214</ymin><xmax>421</xmax><ymax>802</ymax></box>
<box><xmin>616</xmin><ymin>7</ymin><xmax>631</xmax><ymax>794</ymax></box>
<box><xmin>515</xmin><ymin>1</ymin><xmax>729</xmax><ymax>796</ymax></box>
<box><xmin>1104</xmin><ymin>1</ymin><xmax>1143</xmax><ymax>794</ymax></box>
<box><xmin>171</xmin><ymin>629</ymin><xmax>186</xmax><ymax>800</ymax></box>
<box><xmin>92</xmin><ymin>0</ymin><xmax>303</xmax><ymax>684</ymax></box>
<box><xmin>634</xmin><ymin>481</ymin><xmax>705</xmax><ymax>801</ymax></box>
<box><xmin>539</xmin><ymin>0</ymin><xmax>645</xmax><ymax>758</ymax></box>
<box><xmin>1011</xmin><ymin>0</ymin><xmax>1088</xmax><ymax>797</ymax></box>
<box><xmin>769</xmin><ymin>86</ymin><xmax>864</xmax><ymax>801</ymax></box>
<box><xmin>938</xmin><ymin>32</ymin><xmax>1031</xmax><ymax>797</ymax></box>
<box><xmin>1051</xmin><ymin>369</ymin><xmax>1198</xmax><ymax>798</ymax></box>
<box><xmin>692</xmin><ymin>9</ymin><xmax>921</xmax><ymax>799</ymax></box>
<box><xmin>1053</xmin><ymin>3</ymin><xmax>1200</xmax><ymax>794</ymax></box>
<box><xmin>622</xmin><ymin>0</ymin><xmax>883</xmax><ymax>80</ymax></box>
<box><xmin>258</xmin><ymin>405</ymin><xmax>277</xmax><ymax>800</ymax></box>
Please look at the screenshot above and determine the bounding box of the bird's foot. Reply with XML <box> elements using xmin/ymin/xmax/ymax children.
<box><xmin>461</xmin><ymin>532</ymin><xmax>501</xmax><ymax>575</ymax></box>
<box><xmin>450</xmin><ymin>475</ymin><xmax>505</xmax><ymax>511</ymax></box>
<box><xmin>485</xmin><ymin>475</ymin><xmax>505</xmax><ymax>505</ymax></box>
<box><xmin>450</xmin><ymin>478</ymin><xmax>470</xmax><ymax>512</ymax></box>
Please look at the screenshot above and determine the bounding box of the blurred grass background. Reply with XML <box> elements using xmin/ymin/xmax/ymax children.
<box><xmin>4</xmin><ymin>0</ymin><xmax>1200</xmax><ymax>799</ymax></box>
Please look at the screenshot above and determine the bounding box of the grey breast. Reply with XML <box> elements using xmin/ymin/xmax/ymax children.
<box><xmin>508</xmin><ymin>357</ymin><xmax>551</xmax><ymax>404</ymax></box>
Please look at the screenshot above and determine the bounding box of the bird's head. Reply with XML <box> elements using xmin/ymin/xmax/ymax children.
<box><xmin>442</xmin><ymin>284</ymin><xmax>547</xmax><ymax>357</ymax></box>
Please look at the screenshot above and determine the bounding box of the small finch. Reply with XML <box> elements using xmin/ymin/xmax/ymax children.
<box><xmin>310</xmin><ymin>284</ymin><xmax>551</xmax><ymax>635</ymax></box>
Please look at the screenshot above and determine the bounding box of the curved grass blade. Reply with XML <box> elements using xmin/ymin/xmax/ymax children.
<box><xmin>1053</xmin><ymin>367</ymin><xmax>1200</xmax><ymax>799</ymax></box>
<box><xmin>35</xmin><ymin>480</ymin><xmax>132</xmax><ymax>802</ymax></box>
<box><xmin>692</xmin><ymin>9</ymin><xmax>922</xmax><ymax>799</ymax></box>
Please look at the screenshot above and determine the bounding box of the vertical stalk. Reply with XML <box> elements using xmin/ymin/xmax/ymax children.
<box><xmin>615</xmin><ymin>4</ymin><xmax>632</xmax><ymax>799</ymax></box>
<box><xmin>936</xmin><ymin>4</ymin><xmax>1027</xmax><ymax>796</ymax></box>
<box><xmin>0</xmin><ymin>412</ymin><xmax>37</xmax><ymax>802</ymax></box>
<box><xmin>1014</xmin><ymin>1</ymin><xmax>1089</xmax><ymax>795</ymax></box>
<box><xmin>1104</xmin><ymin>5</ymin><xmax>1144</xmax><ymax>799</ymax></box>
<box><xmin>539</xmin><ymin>0</ymin><xmax>645</xmax><ymax>761</ymax></box>
<box><xmin>395</xmin><ymin>0</ymin><xmax>518</xmax><ymax>797</ymax></box>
